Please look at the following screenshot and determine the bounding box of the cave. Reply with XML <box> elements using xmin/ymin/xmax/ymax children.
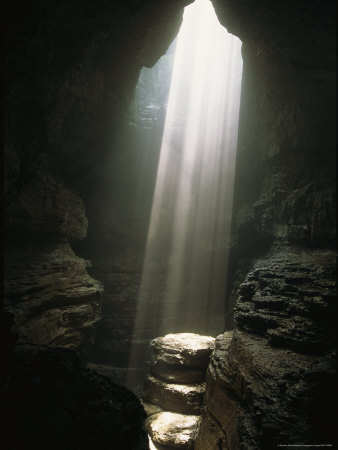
<box><xmin>2</xmin><ymin>0</ymin><xmax>336</xmax><ymax>449</ymax></box>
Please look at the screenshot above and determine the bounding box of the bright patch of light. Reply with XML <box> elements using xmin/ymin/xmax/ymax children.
<box><xmin>127</xmin><ymin>0</ymin><xmax>242</xmax><ymax>390</ymax></box>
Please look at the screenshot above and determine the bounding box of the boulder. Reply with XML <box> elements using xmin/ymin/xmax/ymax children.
<box><xmin>145</xmin><ymin>412</ymin><xmax>200</xmax><ymax>449</ymax></box>
<box><xmin>150</xmin><ymin>333</ymin><xmax>215</xmax><ymax>368</ymax></box>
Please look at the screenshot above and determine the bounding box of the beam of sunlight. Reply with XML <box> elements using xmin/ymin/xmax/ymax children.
<box><xmin>127</xmin><ymin>0</ymin><xmax>243</xmax><ymax>391</ymax></box>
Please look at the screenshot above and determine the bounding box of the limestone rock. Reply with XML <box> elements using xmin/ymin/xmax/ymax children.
<box><xmin>235</xmin><ymin>250</ymin><xmax>336</xmax><ymax>354</ymax></box>
<box><xmin>195</xmin><ymin>408</ymin><xmax>227</xmax><ymax>450</ymax></box>
<box><xmin>4</xmin><ymin>243</ymin><xmax>102</xmax><ymax>360</ymax></box>
<box><xmin>142</xmin><ymin>374</ymin><xmax>205</xmax><ymax>414</ymax></box>
<box><xmin>196</xmin><ymin>328</ymin><xmax>336</xmax><ymax>449</ymax></box>
<box><xmin>145</xmin><ymin>412</ymin><xmax>200</xmax><ymax>449</ymax></box>
<box><xmin>5</xmin><ymin>156</ymin><xmax>88</xmax><ymax>241</ymax></box>
<box><xmin>150</xmin><ymin>333</ymin><xmax>215</xmax><ymax>368</ymax></box>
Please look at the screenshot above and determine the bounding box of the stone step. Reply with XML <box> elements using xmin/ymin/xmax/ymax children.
<box><xmin>145</xmin><ymin>412</ymin><xmax>201</xmax><ymax>450</ymax></box>
<box><xmin>142</xmin><ymin>374</ymin><xmax>205</xmax><ymax>414</ymax></box>
<box><xmin>150</xmin><ymin>333</ymin><xmax>215</xmax><ymax>368</ymax></box>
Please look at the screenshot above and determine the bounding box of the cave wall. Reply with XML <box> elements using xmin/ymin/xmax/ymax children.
<box><xmin>3</xmin><ymin>0</ymin><xmax>192</xmax><ymax>363</ymax></box>
<box><xmin>196</xmin><ymin>0</ymin><xmax>336</xmax><ymax>448</ymax></box>
<box><xmin>3</xmin><ymin>0</ymin><xmax>336</xmax><ymax>447</ymax></box>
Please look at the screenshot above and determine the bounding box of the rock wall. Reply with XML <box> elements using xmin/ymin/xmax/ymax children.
<box><xmin>197</xmin><ymin>0</ymin><xmax>336</xmax><ymax>447</ymax></box>
<box><xmin>197</xmin><ymin>251</ymin><xmax>336</xmax><ymax>448</ymax></box>
<box><xmin>4</xmin><ymin>150</ymin><xmax>102</xmax><ymax>360</ymax></box>
<box><xmin>3</xmin><ymin>0</ymin><xmax>192</xmax><ymax>359</ymax></box>
<box><xmin>3</xmin><ymin>1</ymin><xmax>192</xmax><ymax>448</ymax></box>
<box><xmin>2</xmin><ymin>346</ymin><xmax>148</xmax><ymax>450</ymax></box>
<box><xmin>214</xmin><ymin>0</ymin><xmax>336</xmax><ymax>327</ymax></box>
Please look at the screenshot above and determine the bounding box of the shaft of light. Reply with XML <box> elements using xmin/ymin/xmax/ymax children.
<box><xmin>127</xmin><ymin>0</ymin><xmax>243</xmax><ymax>390</ymax></box>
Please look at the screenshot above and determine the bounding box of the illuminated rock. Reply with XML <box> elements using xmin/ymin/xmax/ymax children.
<box><xmin>143</xmin><ymin>374</ymin><xmax>205</xmax><ymax>414</ymax></box>
<box><xmin>150</xmin><ymin>333</ymin><xmax>215</xmax><ymax>368</ymax></box>
<box><xmin>145</xmin><ymin>411</ymin><xmax>201</xmax><ymax>449</ymax></box>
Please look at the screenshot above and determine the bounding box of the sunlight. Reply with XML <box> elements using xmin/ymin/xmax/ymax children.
<box><xmin>127</xmin><ymin>0</ymin><xmax>243</xmax><ymax>388</ymax></box>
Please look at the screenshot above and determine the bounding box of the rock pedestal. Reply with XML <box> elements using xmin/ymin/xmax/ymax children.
<box><xmin>142</xmin><ymin>333</ymin><xmax>215</xmax><ymax>449</ymax></box>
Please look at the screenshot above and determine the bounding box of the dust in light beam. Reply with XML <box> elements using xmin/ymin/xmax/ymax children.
<box><xmin>128</xmin><ymin>0</ymin><xmax>243</xmax><ymax>387</ymax></box>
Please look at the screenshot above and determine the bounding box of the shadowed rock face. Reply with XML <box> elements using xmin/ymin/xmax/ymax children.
<box><xmin>3</xmin><ymin>1</ymin><xmax>192</xmax><ymax>446</ymax></box>
<box><xmin>2</xmin><ymin>346</ymin><xmax>148</xmax><ymax>450</ymax></box>
<box><xmin>4</xmin><ymin>243</ymin><xmax>102</xmax><ymax>359</ymax></box>
<box><xmin>235</xmin><ymin>250</ymin><xmax>336</xmax><ymax>354</ymax></box>
<box><xmin>4</xmin><ymin>151</ymin><xmax>103</xmax><ymax>360</ymax></box>
<box><xmin>3</xmin><ymin>0</ymin><xmax>191</xmax><ymax>358</ymax></box>
<box><xmin>216</xmin><ymin>0</ymin><xmax>336</xmax><ymax>327</ymax></box>
<box><xmin>197</xmin><ymin>328</ymin><xmax>336</xmax><ymax>450</ymax></box>
<box><xmin>195</xmin><ymin>1</ymin><xmax>336</xmax><ymax>448</ymax></box>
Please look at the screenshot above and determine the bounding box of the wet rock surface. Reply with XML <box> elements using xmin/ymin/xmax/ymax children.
<box><xmin>235</xmin><ymin>250</ymin><xmax>336</xmax><ymax>354</ymax></box>
<box><xmin>4</xmin><ymin>243</ymin><xmax>102</xmax><ymax>360</ymax></box>
<box><xmin>150</xmin><ymin>333</ymin><xmax>215</xmax><ymax>368</ymax></box>
<box><xmin>145</xmin><ymin>412</ymin><xmax>200</xmax><ymax>450</ymax></box>
<box><xmin>196</xmin><ymin>252</ymin><xmax>336</xmax><ymax>449</ymax></box>
<box><xmin>143</xmin><ymin>333</ymin><xmax>214</xmax><ymax>449</ymax></box>
<box><xmin>1</xmin><ymin>346</ymin><xmax>148</xmax><ymax>450</ymax></box>
<box><xmin>3</xmin><ymin>153</ymin><xmax>103</xmax><ymax>361</ymax></box>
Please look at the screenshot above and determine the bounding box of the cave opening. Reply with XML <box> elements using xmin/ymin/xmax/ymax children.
<box><xmin>126</xmin><ymin>0</ymin><xmax>243</xmax><ymax>393</ymax></box>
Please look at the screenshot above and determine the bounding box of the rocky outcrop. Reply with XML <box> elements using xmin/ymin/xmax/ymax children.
<box><xmin>150</xmin><ymin>334</ymin><xmax>215</xmax><ymax>368</ymax></box>
<box><xmin>143</xmin><ymin>333</ymin><xmax>214</xmax><ymax>449</ymax></box>
<box><xmin>196</xmin><ymin>251</ymin><xmax>336</xmax><ymax>449</ymax></box>
<box><xmin>4</xmin><ymin>154</ymin><xmax>102</xmax><ymax>360</ymax></box>
<box><xmin>235</xmin><ymin>250</ymin><xmax>336</xmax><ymax>354</ymax></box>
<box><xmin>196</xmin><ymin>2</ymin><xmax>336</xmax><ymax>445</ymax></box>
<box><xmin>1</xmin><ymin>346</ymin><xmax>148</xmax><ymax>450</ymax></box>
<box><xmin>4</xmin><ymin>0</ymin><xmax>191</xmax><ymax>367</ymax></box>
<box><xmin>146</xmin><ymin>412</ymin><xmax>200</xmax><ymax>450</ymax></box>
<box><xmin>214</xmin><ymin>0</ymin><xmax>336</xmax><ymax>329</ymax></box>
<box><xmin>4</xmin><ymin>242</ymin><xmax>102</xmax><ymax>360</ymax></box>
<box><xmin>197</xmin><ymin>328</ymin><xmax>336</xmax><ymax>449</ymax></box>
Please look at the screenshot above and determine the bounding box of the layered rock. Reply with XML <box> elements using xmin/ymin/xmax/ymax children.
<box><xmin>143</xmin><ymin>375</ymin><xmax>205</xmax><ymax>415</ymax></box>
<box><xmin>4</xmin><ymin>242</ymin><xmax>102</xmax><ymax>360</ymax></box>
<box><xmin>4</xmin><ymin>0</ymin><xmax>192</xmax><ymax>369</ymax></box>
<box><xmin>143</xmin><ymin>333</ymin><xmax>215</xmax><ymax>449</ymax></box>
<box><xmin>4</xmin><ymin>155</ymin><xmax>102</xmax><ymax>360</ymax></box>
<box><xmin>196</xmin><ymin>251</ymin><xmax>336</xmax><ymax>449</ymax></box>
<box><xmin>149</xmin><ymin>333</ymin><xmax>215</xmax><ymax>368</ymax></box>
<box><xmin>235</xmin><ymin>250</ymin><xmax>336</xmax><ymax>354</ymax></box>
